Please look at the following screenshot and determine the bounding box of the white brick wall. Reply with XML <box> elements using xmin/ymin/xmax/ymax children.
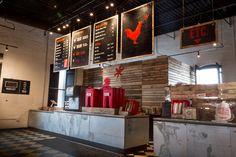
<box><xmin>0</xmin><ymin>18</ymin><xmax>56</xmax><ymax>128</ymax></box>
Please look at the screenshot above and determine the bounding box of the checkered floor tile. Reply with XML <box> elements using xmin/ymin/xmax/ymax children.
<box><xmin>0</xmin><ymin>129</ymin><xmax>157</xmax><ymax>157</ymax></box>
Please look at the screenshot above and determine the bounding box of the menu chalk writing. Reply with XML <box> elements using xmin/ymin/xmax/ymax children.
<box><xmin>71</xmin><ymin>26</ymin><xmax>91</xmax><ymax>68</ymax></box>
<box><xmin>54</xmin><ymin>34</ymin><xmax>70</xmax><ymax>71</ymax></box>
<box><xmin>93</xmin><ymin>15</ymin><xmax>118</xmax><ymax>64</ymax></box>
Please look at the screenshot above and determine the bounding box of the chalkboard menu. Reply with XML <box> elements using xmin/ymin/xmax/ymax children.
<box><xmin>54</xmin><ymin>34</ymin><xmax>71</xmax><ymax>72</ymax></box>
<box><xmin>71</xmin><ymin>26</ymin><xmax>91</xmax><ymax>68</ymax></box>
<box><xmin>93</xmin><ymin>15</ymin><xmax>118</xmax><ymax>64</ymax></box>
<box><xmin>121</xmin><ymin>2</ymin><xmax>154</xmax><ymax>59</ymax></box>
<box><xmin>180</xmin><ymin>21</ymin><xmax>217</xmax><ymax>49</ymax></box>
<box><xmin>2</xmin><ymin>78</ymin><xmax>30</xmax><ymax>95</ymax></box>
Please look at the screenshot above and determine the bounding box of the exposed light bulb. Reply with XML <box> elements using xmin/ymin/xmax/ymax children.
<box><xmin>197</xmin><ymin>51</ymin><xmax>200</xmax><ymax>58</ymax></box>
<box><xmin>57</xmin><ymin>27</ymin><xmax>61</xmax><ymax>31</ymax></box>
<box><xmin>110</xmin><ymin>3</ymin><xmax>114</xmax><ymax>7</ymax></box>
<box><xmin>66</xmin><ymin>24</ymin><xmax>69</xmax><ymax>27</ymax></box>
<box><xmin>49</xmin><ymin>32</ymin><xmax>53</xmax><ymax>35</ymax></box>
<box><xmin>5</xmin><ymin>45</ymin><xmax>8</xmax><ymax>52</ymax></box>
<box><xmin>106</xmin><ymin>6</ymin><xmax>109</xmax><ymax>9</ymax></box>
<box><xmin>63</xmin><ymin>25</ymin><xmax>66</xmax><ymax>29</ymax></box>
<box><xmin>90</xmin><ymin>12</ymin><xmax>94</xmax><ymax>16</ymax></box>
<box><xmin>213</xmin><ymin>42</ymin><xmax>217</xmax><ymax>47</ymax></box>
<box><xmin>77</xmin><ymin>18</ymin><xmax>80</xmax><ymax>22</ymax></box>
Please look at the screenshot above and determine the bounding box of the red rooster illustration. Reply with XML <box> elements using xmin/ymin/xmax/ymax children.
<box><xmin>124</xmin><ymin>14</ymin><xmax>149</xmax><ymax>45</ymax></box>
<box><xmin>125</xmin><ymin>21</ymin><xmax>142</xmax><ymax>44</ymax></box>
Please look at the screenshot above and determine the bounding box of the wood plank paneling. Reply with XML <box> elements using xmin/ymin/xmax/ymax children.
<box><xmin>168</xmin><ymin>57</ymin><xmax>195</xmax><ymax>85</ymax></box>
<box><xmin>83</xmin><ymin>68</ymin><xmax>103</xmax><ymax>87</ymax></box>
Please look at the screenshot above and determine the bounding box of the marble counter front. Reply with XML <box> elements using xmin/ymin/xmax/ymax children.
<box><xmin>28</xmin><ymin>110</ymin><xmax>149</xmax><ymax>150</ymax></box>
<box><xmin>153</xmin><ymin>118</ymin><xmax>236</xmax><ymax>157</ymax></box>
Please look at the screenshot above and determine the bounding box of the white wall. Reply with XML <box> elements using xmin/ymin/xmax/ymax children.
<box><xmin>156</xmin><ymin>16</ymin><xmax>236</xmax><ymax>82</ymax></box>
<box><xmin>0</xmin><ymin>18</ymin><xmax>56</xmax><ymax>128</ymax></box>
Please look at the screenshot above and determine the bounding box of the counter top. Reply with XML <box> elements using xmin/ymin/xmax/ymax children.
<box><xmin>154</xmin><ymin>117</ymin><xmax>236</xmax><ymax>127</ymax></box>
<box><xmin>30</xmin><ymin>110</ymin><xmax>149</xmax><ymax>119</ymax></box>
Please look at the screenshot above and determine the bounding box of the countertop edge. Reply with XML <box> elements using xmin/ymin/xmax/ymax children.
<box><xmin>153</xmin><ymin>118</ymin><xmax>236</xmax><ymax>127</ymax></box>
<box><xmin>29</xmin><ymin>110</ymin><xmax>149</xmax><ymax>119</ymax></box>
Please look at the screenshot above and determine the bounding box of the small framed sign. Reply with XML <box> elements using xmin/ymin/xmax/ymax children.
<box><xmin>2</xmin><ymin>78</ymin><xmax>30</xmax><ymax>95</ymax></box>
<box><xmin>180</xmin><ymin>21</ymin><xmax>217</xmax><ymax>49</ymax></box>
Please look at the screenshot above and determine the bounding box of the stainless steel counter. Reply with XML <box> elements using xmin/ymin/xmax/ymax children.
<box><xmin>28</xmin><ymin>110</ymin><xmax>149</xmax><ymax>150</ymax></box>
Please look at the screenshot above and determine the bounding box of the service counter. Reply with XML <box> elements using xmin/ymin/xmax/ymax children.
<box><xmin>153</xmin><ymin>118</ymin><xmax>236</xmax><ymax>157</ymax></box>
<box><xmin>28</xmin><ymin>110</ymin><xmax>149</xmax><ymax>151</ymax></box>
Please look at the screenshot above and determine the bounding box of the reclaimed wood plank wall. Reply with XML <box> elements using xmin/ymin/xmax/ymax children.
<box><xmin>83</xmin><ymin>68</ymin><xmax>103</xmax><ymax>87</ymax></box>
<box><xmin>168</xmin><ymin>57</ymin><xmax>195</xmax><ymax>85</ymax></box>
<box><xmin>83</xmin><ymin>56</ymin><xmax>193</xmax><ymax>114</ymax></box>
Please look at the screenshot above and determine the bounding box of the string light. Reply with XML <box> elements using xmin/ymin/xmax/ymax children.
<box><xmin>106</xmin><ymin>6</ymin><xmax>109</xmax><ymax>9</ymax></box>
<box><xmin>197</xmin><ymin>51</ymin><xmax>200</xmax><ymax>58</ymax></box>
<box><xmin>5</xmin><ymin>45</ymin><xmax>8</xmax><ymax>52</ymax></box>
<box><xmin>66</xmin><ymin>24</ymin><xmax>69</xmax><ymax>27</ymax></box>
<box><xmin>110</xmin><ymin>3</ymin><xmax>114</xmax><ymax>7</ymax></box>
<box><xmin>90</xmin><ymin>12</ymin><xmax>94</xmax><ymax>16</ymax></box>
<box><xmin>62</xmin><ymin>25</ymin><xmax>66</xmax><ymax>29</ymax></box>
<box><xmin>57</xmin><ymin>27</ymin><xmax>61</xmax><ymax>31</ymax></box>
<box><xmin>76</xmin><ymin>18</ymin><xmax>80</xmax><ymax>22</ymax></box>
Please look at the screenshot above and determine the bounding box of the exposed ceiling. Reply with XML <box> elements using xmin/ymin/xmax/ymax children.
<box><xmin>0</xmin><ymin>0</ymin><xmax>236</xmax><ymax>35</ymax></box>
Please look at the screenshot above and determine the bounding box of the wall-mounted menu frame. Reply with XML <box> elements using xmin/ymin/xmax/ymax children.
<box><xmin>93</xmin><ymin>15</ymin><xmax>118</xmax><ymax>64</ymax></box>
<box><xmin>2</xmin><ymin>78</ymin><xmax>30</xmax><ymax>95</ymax></box>
<box><xmin>121</xmin><ymin>2</ymin><xmax>154</xmax><ymax>60</ymax></box>
<box><xmin>53</xmin><ymin>34</ymin><xmax>71</xmax><ymax>72</ymax></box>
<box><xmin>180</xmin><ymin>21</ymin><xmax>217</xmax><ymax>49</ymax></box>
<box><xmin>70</xmin><ymin>26</ymin><xmax>91</xmax><ymax>69</ymax></box>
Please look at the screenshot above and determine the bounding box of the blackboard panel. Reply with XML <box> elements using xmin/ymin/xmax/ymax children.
<box><xmin>121</xmin><ymin>2</ymin><xmax>154</xmax><ymax>60</ymax></box>
<box><xmin>93</xmin><ymin>15</ymin><xmax>118</xmax><ymax>64</ymax></box>
<box><xmin>54</xmin><ymin>34</ymin><xmax>71</xmax><ymax>72</ymax></box>
<box><xmin>71</xmin><ymin>26</ymin><xmax>91</xmax><ymax>68</ymax></box>
<box><xmin>180</xmin><ymin>21</ymin><xmax>217</xmax><ymax>49</ymax></box>
<box><xmin>2</xmin><ymin>78</ymin><xmax>30</xmax><ymax>95</ymax></box>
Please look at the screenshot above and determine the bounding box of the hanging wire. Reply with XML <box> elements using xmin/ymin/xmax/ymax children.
<box><xmin>182</xmin><ymin>0</ymin><xmax>185</xmax><ymax>28</ymax></box>
<box><xmin>211</xmin><ymin>0</ymin><xmax>215</xmax><ymax>21</ymax></box>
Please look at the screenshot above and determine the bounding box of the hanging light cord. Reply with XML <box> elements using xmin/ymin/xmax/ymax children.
<box><xmin>182</xmin><ymin>0</ymin><xmax>185</xmax><ymax>28</ymax></box>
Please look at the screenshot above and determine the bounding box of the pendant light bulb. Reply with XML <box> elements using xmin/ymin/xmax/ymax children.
<box><xmin>197</xmin><ymin>51</ymin><xmax>200</xmax><ymax>58</ymax></box>
<box><xmin>5</xmin><ymin>45</ymin><xmax>8</xmax><ymax>52</ymax></box>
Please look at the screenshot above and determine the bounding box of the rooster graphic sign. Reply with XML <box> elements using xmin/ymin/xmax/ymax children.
<box><xmin>121</xmin><ymin>2</ymin><xmax>154</xmax><ymax>59</ymax></box>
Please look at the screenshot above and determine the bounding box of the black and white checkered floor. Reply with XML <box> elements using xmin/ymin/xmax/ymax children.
<box><xmin>0</xmin><ymin>129</ymin><xmax>156</xmax><ymax>157</ymax></box>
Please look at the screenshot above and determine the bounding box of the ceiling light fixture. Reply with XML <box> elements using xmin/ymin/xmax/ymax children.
<box><xmin>76</xmin><ymin>18</ymin><xmax>80</xmax><ymax>22</ymax></box>
<box><xmin>90</xmin><ymin>12</ymin><xmax>94</xmax><ymax>16</ymax></box>
<box><xmin>197</xmin><ymin>51</ymin><xmax>200</xmax><ymax>58</ymax></box>
<box><xmin>213</xmin><ymin>42</ymin><xmax>217</xmax><ymax>47</ymax></box>
<box><xmin>57</xmin><ymin>27</ymin><xmax>61</xmax><ymax>31</ymax></box>
<box><xmin>110</xmin><ymin>3</ymin><xmax>114</xmax><ymax>7</ymax></box>
<box><xmin>62</xmin><ymin>25</ymin><xmax>66</xmax><ymax>29</ymax></box>
<box><xmin>5</xmin><ymin>45</ymin><xmax>8</xmax><ymax>52</ymax></box>
<box><xmin>49</xmin><ymin>32</ymin><xmax>53</xmax><ymax>35</ymax></box>
<box><xmin>66</xmin><ymin>24</ymin><xmax>69</xmax><ymax>27</ymax></box>
<box><xmin>106</xmin><ymin>6</ymin><xmax>109</xmax><ymax>9</ymax></box>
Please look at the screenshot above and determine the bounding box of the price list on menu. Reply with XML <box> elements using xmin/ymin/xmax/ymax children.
<box><xmin>71</xmin><ymin>26</ymin><xmax>91</xmax><ymax>68</ymax></box>
<box><xmin>93</xmin><ymin>15</ymin><xmax>118</xmax><ymax>64</ymax></box>
<box><xmin>54</xmin><ymin>34</ymin><xmax>70</xmax><ymax>72</ymax></box>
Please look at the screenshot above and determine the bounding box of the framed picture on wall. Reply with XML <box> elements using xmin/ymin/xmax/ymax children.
<box><xmin>121</xmin><ymin>2</ymin><xmax>154</xmax><ymax>60</ymax></box>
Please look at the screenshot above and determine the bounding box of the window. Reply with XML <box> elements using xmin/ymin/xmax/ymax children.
<box><xmin>196</xmin><ymin>64</ymin><xmax>222</xmax><ymax>84</ymax></box>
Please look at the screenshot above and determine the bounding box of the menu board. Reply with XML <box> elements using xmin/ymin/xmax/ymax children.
<box><xmin>121</xmin><ymin>2</ymin><xmax>154</xmax><ymax>59</ymax></box>
<box><xmin>2</xmin><ymin>78</ymin><xmax>30</xmax><ymax>95</ymax></box>
<box><xmin>93</xmin><ymin>15</ymin><xmax>118</xmax><ymax>64</ymax></box>
<box><xmin>71</xmin><ymin>26</ymin><xmax>91</xmax><ymax>68</ymax></box>
<box><xmin>180</xmin><ymin>21</ymin><xmax>217</xmax><ymax>49</ymax></box>
<box><xmin>54</xmin><ymin>34</ymin><xmax>70</xmax><ymax>72</ymax></box>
